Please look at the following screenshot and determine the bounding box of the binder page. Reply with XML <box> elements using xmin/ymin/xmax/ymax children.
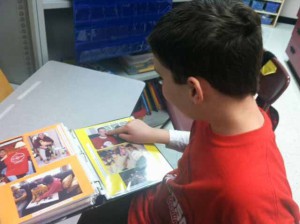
<box><xmin>74</xmin><ymin>117</ymin><xmax>173</xmax><ymax>199</ymax></box>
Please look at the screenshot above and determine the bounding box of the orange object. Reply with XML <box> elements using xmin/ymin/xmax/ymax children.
<box><xmin>0</xmin><ymin>69</ymin><xmax>13</xmax><ymax>102</ymax></box>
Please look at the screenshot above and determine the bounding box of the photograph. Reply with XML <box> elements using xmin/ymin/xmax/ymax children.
<box><xmin>87</xmin><ymin>122</ymin><xmax>127</xmax><ymax>150</ymax></box>
<box><xmin>10</xmin><ymin>165</ymin><xmax>82</xmax><ymax>218</ymax></box>
<box><xmin>0</xmin><ymin>137</ymin><xmax>35</xmax><ymax>184</ymax></box>
<box><xmin>28</xmin><ymin>129</ymin><xmax>71</xmax><ymax>167</ymax></box>
<box><xmin>97</xmin><ymin>143</ymin><xmax>148</xmax><ymax>175</ymax></box>
<box><xmin>119</xmin><ymin>168</ymin><xmax>148</xmax><ymax>189</ymax></box>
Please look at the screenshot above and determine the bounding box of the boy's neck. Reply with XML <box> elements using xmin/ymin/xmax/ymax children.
<box><xmin>206</xmin><ymin>95</ymin><xmax>264</xmax><ymax>136</ymax></box>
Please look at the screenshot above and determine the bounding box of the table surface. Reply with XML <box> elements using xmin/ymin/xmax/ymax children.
<box><xmin>0</xmin><ymin>61</ymin><xmax>145</xmax><ymax>140</ymax></box>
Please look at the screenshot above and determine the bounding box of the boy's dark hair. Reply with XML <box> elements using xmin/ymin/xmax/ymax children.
<box><xmin>148</xmin><ymin>0</ymin><xmax>263</xmax><ymax>97</ymax></box>
<box><xmin>43</xmin><ymin>175</ymin><xmax>54</xmax><ymax>185</ymax></box>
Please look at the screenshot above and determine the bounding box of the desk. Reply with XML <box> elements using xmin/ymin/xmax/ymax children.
<box><xmin>0</xmin><ymin>61</ymin><xmax>145</xmax><ymax>140</ymax></box>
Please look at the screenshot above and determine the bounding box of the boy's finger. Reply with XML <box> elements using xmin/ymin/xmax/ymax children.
<box><xmin>118</xmin><ymin>133</ymin><xmax>131</xmax><ymax>142</ymax></box>
<box><xmin>107</xmin><ymin>126</ymin><xmax>126</xmax><ymax>135</ymax></box>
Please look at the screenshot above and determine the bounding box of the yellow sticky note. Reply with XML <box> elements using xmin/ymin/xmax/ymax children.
<box><xmin>261</xmin><ymin>60</ymin><xmax>277</xmax><ymax>76</ymax></box>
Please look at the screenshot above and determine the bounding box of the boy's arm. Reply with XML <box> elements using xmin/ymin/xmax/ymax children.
<box><xmin>15</xmin><ymin>191</ymin><xmax>27</xmax><ymax>203</ymax></box>
<box><xmin>107</xmin><ymin>119</ymin><xmax>190</xmax><ymax>151</ymax></box>
<box><xmin>38</xmin><ymin>180</ymin><xmax>61</xmax><ymax>200</ymax></box>
<box><xmin>107</xmin><ymin>119</ymin><xmax>170</xmax><ymax>144</ymax></box>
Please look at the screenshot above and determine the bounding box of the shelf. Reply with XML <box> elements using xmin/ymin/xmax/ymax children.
<box><xmin>143</xmin><ymin>110</ymin><xmax>170</xmax><ymax>128</ymax></box>
<box><xmin>264</xmin><ymin>0</ymin><xmax>283</xmax><ymax>3</ymax></box>
<box><xmin>43</xmin><ymin>0</ymin><xmax>71</xmax><ymax>9</ymax></box>
<box><xmin>173</xmin><ymin>0</ymin><xmax>191</xmax><ymax>2</ymax></box>
<box><xmin>42</xmin><ymin>0</ymin><xmax>191</xmax><ymax>10</ymax></box>
<box><xmin>81</xmin><ymin>58</ymin><xmax>159</xmax><ymax>81</ymax></box>
<box><xmin>255</xmin><ymin>10</ymin><xmax>278</xmax><ymax>16</ymax></box>
<box><xmin>117</xmin><ymin>70</ymin><xmax>159</xmax><ymax>81</ymax></box>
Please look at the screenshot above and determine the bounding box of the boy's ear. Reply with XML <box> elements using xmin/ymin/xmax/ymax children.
<box><xmin>187</xmin><ymin>77</ymin><xmax>204</xmax><ymax>104</ymax></box>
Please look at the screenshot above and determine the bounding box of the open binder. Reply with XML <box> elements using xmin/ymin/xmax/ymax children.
<box><xmin>0</xmin><ymin>117</ymin><xmax>172</xmax><ymax>224</ymax></box>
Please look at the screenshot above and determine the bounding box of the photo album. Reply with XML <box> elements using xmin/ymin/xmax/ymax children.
<box><xmin>0</xmin><ymin>117</ymin><xmax>173</xmax><ymax>224</ymax></box>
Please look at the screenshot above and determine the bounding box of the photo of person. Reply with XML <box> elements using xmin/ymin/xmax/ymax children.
<box><xmin>29</xmin><ymin>129</ymin><xmax>70</xmax><ymax>167</ymax></box>
<box><xmin>12</xmin><ymin>185</ymin><xmax>28</xmax><ymax>217</ymax></box>
<box><xmin>0</xmin><ymin>138</ymin><xmax>35</xmax><ymax>183</ymax></box>
<box><xmin>98</xmin><ymin>143</ymin><xmax>148</xmax><ymax>175</ymax></box>
<box><xmin>11</xmin><ymin>165</ymin><xmax>82</xmax><ymax>218</ymax></box>
<box><xmin>88</xmin><ymin>125</ymin><xmax>125</xmax><ymax>150</ymax></box>
<box><xmin>32</xmin><ymin>133</ymin><xmax>54</xmax><ymax>163</ymax></box>
<box><xmin>33</xmin><ymin>175</ymin><xmax>63</xmax><ymax>203</ymax></box>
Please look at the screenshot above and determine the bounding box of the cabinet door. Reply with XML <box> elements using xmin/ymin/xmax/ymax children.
<box><xmin>286</xmin><ymin>38</ymin><xmax>300</xmax><ymax>79</ymax></box>
<box><xmin>291</xmin><ymin>19</ymin><xmax>300</xmax><ymax>44</ymax></box>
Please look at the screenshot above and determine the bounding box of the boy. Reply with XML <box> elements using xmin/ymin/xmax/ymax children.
<box><xmin>36</xmin><ymin>175</ymin><xmax>63</xmax><ymax>202</ymax></box>
<box><xmin>78</xmin><ymin>0</ymin><xmax>300</xmax><ymax>223</ymax></box>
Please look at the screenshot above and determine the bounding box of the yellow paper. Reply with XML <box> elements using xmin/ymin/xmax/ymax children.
<box><xmin>261</xmin><ymin>60</ymin><xmax>277</xmax><ymax>76</ymax></box>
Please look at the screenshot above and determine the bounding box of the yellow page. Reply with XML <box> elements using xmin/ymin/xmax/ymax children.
<box><xmin>74</xmin><ymin>117</ymin><xmax>173</xmax><ymax>199</ymax></box>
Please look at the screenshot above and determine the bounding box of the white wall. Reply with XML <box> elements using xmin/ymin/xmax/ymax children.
<box><xmin>280</xmin><ymin>0</ymin><xmax>300</xmax><ymax>19</ymax></box>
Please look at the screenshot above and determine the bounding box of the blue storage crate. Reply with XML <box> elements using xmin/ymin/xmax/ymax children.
<box><xmin>73</xmin><ymin>0</ymin><xmax>172</xmax><ymax>63</ymax></box>
<box><xmin>251</xmin><ymin>0</ymin><xmax>265</xmax><ymax>11</ymax></box>
<box><xmin>243</xmin><ymin>0</ymin><xmax>251</xmax><ymax>6</ymax></box>
<box><xmin>261</xmin><ymin>15</ymin><xmax>273</xmax><ymax>25</ymax></box>
<box><xmin>265</xmin><ymin>2</ymin><xmax>280</xmax><ymax>13</ymax></box>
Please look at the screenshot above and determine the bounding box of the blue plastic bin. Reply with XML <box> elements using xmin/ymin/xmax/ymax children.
<box><xmin>243</xmin><ymin>0</ymin><xmax>251</xmax><ymax>6</ymax></box>
<box><xmin>261</xmin><ymin>15</ymin><xmax>274</xmax><ymax>25</ymax></box>
<box><xmin>73</xmin><ymin>0</ymin><xmax>172</xmax><ymax>63</ymax></box>
<box><xmin>251</xmin><ymin>0</ymin><xmax>265</xmax><ymax>11</ymax></box>
<box><xmin>265</xmin><ymin>2</ymin><xmax>280</xmax><ymax>13</ymax></box>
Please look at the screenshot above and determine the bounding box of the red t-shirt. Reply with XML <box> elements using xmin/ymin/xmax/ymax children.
<box><xmin>39</xmin><ymin>178</ymin><xmax>63</xmax><ymax>200</ymax></box>
<box><xmin>4</xmin><ymin>147</ymin><xmax>30</xmax><ymax>176</ymax></box>
<box><xmin>128</xmin><ymin>111</ymin><xmax>300</xmax><ymax>223</ymax></box>
<box><xmin>91</xmin><ymin>136</ymin><xmax>118</xmax><ymax>149</ymax></box>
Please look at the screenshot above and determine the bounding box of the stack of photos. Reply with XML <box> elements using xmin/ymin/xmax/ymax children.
<box><xmin>0</xmin><ymin>124</ymin><xmax>95</xmax><ymax>224</ymax></box>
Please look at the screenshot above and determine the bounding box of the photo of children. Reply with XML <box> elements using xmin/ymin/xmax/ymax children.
<box><xmin>0</xmin><ymin>138</ymin><xmax>35</xmax><ymax>184</ymax></box>
<box><xmin>29</xmin><ymin>129</ymin><xmax>70</xmax><ymax>167</ymax></box>
<box><xmin>98</xmin><ymin>143</ymin><xmax>148</xmax><ymax>181</ymax></box>
<box><xmin>10</xmin><ymin>165</ymin><xmax>82</xmax><ymax>218</ymax></box>
<box><xmin>87</xmin><ymin>122</ymin><xmax>126</xmax><ymax>150</ymax></box>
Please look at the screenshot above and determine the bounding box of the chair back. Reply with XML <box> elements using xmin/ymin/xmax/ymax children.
<box><xmin>256</xmin><ymin>55</ymin><xmax>290</xmax><ymax>111</ymax></box>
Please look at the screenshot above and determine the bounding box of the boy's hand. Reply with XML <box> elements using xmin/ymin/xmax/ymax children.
<box><xmin>107</xmin><ymin>119</ymin><xmax>169</xmax><ymax>144</ymax></box>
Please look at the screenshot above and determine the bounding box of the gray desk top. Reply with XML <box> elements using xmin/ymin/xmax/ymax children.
<box><xmin>0</xmin><ymin>61</ymin><xmax>145</xmax><ymax>140</ymax></box>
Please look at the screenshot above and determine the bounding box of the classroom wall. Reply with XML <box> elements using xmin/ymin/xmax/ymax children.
<box><xmin>280</xmin><ymin>0</ymin><xmax>300</xmax><ymax>19</ymax></box>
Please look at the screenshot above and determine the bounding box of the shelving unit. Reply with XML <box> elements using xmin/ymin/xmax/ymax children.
<box><xmin>27</xmin><ymin>0</ymin><xmax>190</xmax><ymax>70</ymax></box>
<box><xmin>244</xmin><ymin>0</ymin><xmax>286</xmax><ymax>26</ymax></box>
